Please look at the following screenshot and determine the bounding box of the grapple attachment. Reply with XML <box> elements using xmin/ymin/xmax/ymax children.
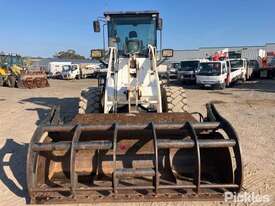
<box><xmin>18</xmin><ymin>70</ymin><xmax>49</xmax><ymax>89</ymax></box>
<box><xmin>27</xmin><ymin>104</ymin><xmax>243</xmax><ymax>204</ymax></box>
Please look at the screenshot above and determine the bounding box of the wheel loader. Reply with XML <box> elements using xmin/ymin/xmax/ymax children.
<box><xmin>0</xmin><ymin>54</ymin><xmax>49</xmax><ymax>88</ymax></box>
<box><xmin>27</xmin><ymin>11</ymin><xmax>243</xmax><ymax>204</ymax></box>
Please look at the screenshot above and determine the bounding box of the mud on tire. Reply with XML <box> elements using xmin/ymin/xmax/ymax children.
<box><xmin>79</xmin><ymin>87</ymin><xmax>101</xmax><ymax>114</ymax></box>
<box><xmin>164</xmin><ymin>86</ymin><xmax>188</xmax><ymax>112</ymax></box>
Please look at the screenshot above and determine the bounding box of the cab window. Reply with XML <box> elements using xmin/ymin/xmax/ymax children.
<box><xmin>222</xmin><ymin>64</ymin><xmax>227</xmax><ymax>74</ymax></box>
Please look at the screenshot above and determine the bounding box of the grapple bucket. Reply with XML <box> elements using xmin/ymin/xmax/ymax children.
<box><xmin>27</xmin><ymin>104</ymin><xmax>243</xmax><ymax>204</ymax></box>
<box><xmin>18</xmin><ymin>70</ymin><xmax>50</xmax><ymax>89</ymax></box>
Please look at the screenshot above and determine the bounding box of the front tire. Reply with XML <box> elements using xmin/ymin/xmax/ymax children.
<box><xmin>0</xmin><ymin>77</ymin><xmax>4</xmax><ymax>87</ymax></box>
<box><xmin>219</xmin><ymin>82</ymin><xmax>226</xmax><ymax>90</ymax></box>
<box><xmin>164</xmin><ymin>86</ymin><xmax>188</xmax><ymax>112</ymax></box>
<box><xmin>79</xmin><ymin>87</ymin><xmax>101</xmax><ymax>114</ymax></box>
<box><xmin>7</xmin><ymin>76</ymin><xmax>16</xmax><ymax>88</ymax></box>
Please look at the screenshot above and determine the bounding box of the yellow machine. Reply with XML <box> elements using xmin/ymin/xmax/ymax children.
<box><xmin>0</xmin><ymin>54</ymin><xmax>49</xmax><ymax>88</ymax></box>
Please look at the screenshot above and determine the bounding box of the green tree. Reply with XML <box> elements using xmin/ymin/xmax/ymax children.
<box><xmin>54</xmin><ymin>49</ymin><xmax>85</xmax><ymax>60</ymax></box>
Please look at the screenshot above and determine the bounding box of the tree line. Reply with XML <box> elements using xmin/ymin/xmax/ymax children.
<box><xmin>54</xmin><ymin>49</ymin><xmax>86</xmax><ymax>60</ymax></box>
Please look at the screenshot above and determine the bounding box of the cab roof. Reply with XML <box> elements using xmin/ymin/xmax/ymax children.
<box><xmin>201</xmin><ymin>61</ymin><xmax>226</xmax><ymax>64</ymax></box>
<box><xmin>104</xmin><ymin>11</ymin><xmax>159</xmax><ymax>17</ymax></box>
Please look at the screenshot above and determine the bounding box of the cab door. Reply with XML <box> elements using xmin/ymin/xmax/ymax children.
<box><xmin>225</xmin><ymin>61</ymin><xmax>231</xmax><ymax>86</ymax></box>
<box><xmin>220</xmin><ymin>63</ymin><xmax>226</xmax><ymax>83</ymax></box>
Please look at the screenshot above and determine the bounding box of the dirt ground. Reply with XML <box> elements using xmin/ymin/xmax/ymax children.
<box><xmin>0</xmin><ymin>79</ymin><xmax>274</xmax><ymax>206</ymax></box>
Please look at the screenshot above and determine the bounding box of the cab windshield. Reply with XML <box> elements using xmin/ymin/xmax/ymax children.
<box><xmin>0</xmin><ymin>55</ymin><xmax>23</xmax><ymax>67</ymax></box>
<box><xmin>62</xmin><ymin>65</ymin><xmax>71</xmax><ymax>72</ymax></box>
<box><xmin>63</xmin><ymin>65</ymin><xmax>78</xmax><ymax>72</ymax></box>
<box><xmin>107</xmin><ymin>16</ymin><xmax>157</xmax><ymax>56</ymax></box>
<box><xmin>198</xmin><ymin>63</ymin><xmax>221</xmax><ymax>76</ymax></box>
<box><xmin>172</xmin><ymin>63</ymin><xmax>181</xmax><ymax>69</ymax></box>
<box><xmin>230</xmin><ymin>60</ymin><xmax>243</xmax><ymax>70</ymax></box>
<box><xmin>179</xmin><ymin>61</ymin><xmax>200</xmax><ymax>71</ymax></box>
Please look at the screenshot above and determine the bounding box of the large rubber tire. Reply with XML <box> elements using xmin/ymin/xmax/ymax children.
<box><xmin>79</xmin><ymin>87</ymin><xmax>101</xmax><ymax>114</ymax></box>
<box><xmin>219</xmin><ymin>82</ymin><xmax>226</xmax><ymax>90</ymax></box>
<box><xmin>161</xmin><ymin>86</ymin><xmax>168</xmax><ymax>112</ymax></box>
<box><xmin>7</xmin><ymin>76</ymin><xmax>16</xmax><ymax>88</ymax></box>
<box><xmin>0</xmin><ymin>77</ymin><xmax>4</xmax><ymax>86</ymax></box>
<box><xmin>164</xmin><ymin>86</ymin><xmax>188</xmax><ymax>112</ymax></box>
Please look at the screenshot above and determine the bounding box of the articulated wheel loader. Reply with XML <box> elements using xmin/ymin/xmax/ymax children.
<box><xmin>0</xmin><ymin>54</ymin><xmax>49</xmax><ymax>88</ymax></box>
<box><xmin>27</xmin><ymin>11</ymin><xmax>243</xmax><ymax>204</ymax></box>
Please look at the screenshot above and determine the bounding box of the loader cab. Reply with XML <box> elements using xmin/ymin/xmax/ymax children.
<box><xmin>0</xmin><ymin>54</ymin><xmax>23</xmax><ymax>68</ymax></box>
<box><xmin>104</xmin><ymin>11</ymin><xmax>160</xmax><ymax>57</ymax></box>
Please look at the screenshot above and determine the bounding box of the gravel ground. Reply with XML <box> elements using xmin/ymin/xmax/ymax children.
<box><xmin>0</xmin><ymin>79</ymin><xmax>274</xmax><ymax>206</ymax></box>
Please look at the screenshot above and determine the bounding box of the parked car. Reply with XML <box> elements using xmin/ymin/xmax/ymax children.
<box><xmin>177</xmin><ymin>60</ymin><xmax>200</xmax><ymax>83</ymax></box>
<box><xmin>177</xmin><ymin>60</ymin><xmax>209</xmax><ymax>83</ymax></box>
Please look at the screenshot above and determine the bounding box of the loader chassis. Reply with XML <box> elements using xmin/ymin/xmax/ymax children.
<box><xmin>27</xmin><ymin>11</ymin><xmax>243</xmax><ymax>204</ymax></box>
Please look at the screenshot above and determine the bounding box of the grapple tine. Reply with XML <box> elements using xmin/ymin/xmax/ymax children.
<box><xmin>18</xmin><ymin>70</ymin><xmax>50</xmax><ymax>89</ymax></box>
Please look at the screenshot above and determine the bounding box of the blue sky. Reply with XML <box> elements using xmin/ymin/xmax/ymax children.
<box><xmin>0</xmin><ymin>0</ymin><xmax>274</xmax><ymax>57</ymax></box>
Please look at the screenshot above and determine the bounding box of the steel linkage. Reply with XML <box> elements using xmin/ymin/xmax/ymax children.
<box><xmin>26</xmin><ymin>103</ymin><xmax>243</xmax><ymax>204</ymax></box>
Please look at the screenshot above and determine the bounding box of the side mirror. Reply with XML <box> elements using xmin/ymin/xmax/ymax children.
<box><xmin>157</xmin><ymin>18</ymin><xmax>163</xmax><ymax>30</ymax></box>
<box><xmin>91</xmin><ymin>49</ymin><xmax>104</xmax><ymax>59</ymax></box>
<box><xmin>162</xmin><ymin>49</ymin><xmax>174</xmax><ymax>58</ymax></box>
<box><xmin>93</xmin><ymin>20</ymin><xmax>100</xmax><ymax>33</ymax></box>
